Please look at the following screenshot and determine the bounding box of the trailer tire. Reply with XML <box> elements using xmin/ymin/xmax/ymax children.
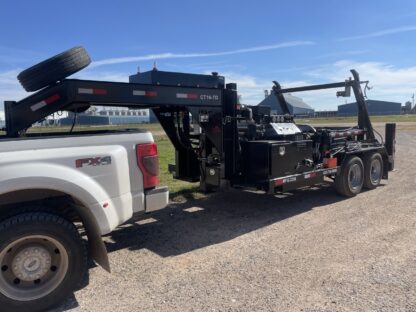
<box><xmin>17</xmin><ymin>46</ymin><xmax>91</xmax><ymax>92</ymax></box>
<box><xmin>0</xmin><ymin>212</ymin><xmax>87</xmax><ymax>312</ymax></box>
<box><xmin>363</xmin><ymin>152</ymin><xmax>383</xmax><ymax>189</ymax></box>
<box><xmin>334</xmin><ymin>156</ymin><xmax>364</xmax><ymax>197</ymax></box>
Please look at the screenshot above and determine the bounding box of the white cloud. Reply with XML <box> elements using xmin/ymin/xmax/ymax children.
<box><xmin>0</xmin><ymin>70</ymin><xmax>28</xmax><ymax>114</ymax></box>
<box><xmin>337</xmin><ymin>25</ymin><xmax>416</xmax><ymax>41</ymax></box>
<box><xmin>305</xmin><ymin>60</ymin><xmax>416</xmax><ymax>103</ymax></box>
<box><xmin>223</xmin><ymin>61</ymin><xmax>416</xmax><ymax>109</ymax></box>
<box><xmin>90</xmin><ymin>41</ymin><xmax>315</xmax><ymax>67</ymax></box>
<box><xmin>213</xmin><ymin>71</ymin><xmax>319</xmax><ymax>106</ymax></box>
<box><xmin>0</xmin><ymin>69</ymin><xmax>21</xmax><ymax>85</ymax></box>
<box><xmin>73</xmin><ymin>70</ymin><xmax>130</xmax><ymax>82</ymax></box>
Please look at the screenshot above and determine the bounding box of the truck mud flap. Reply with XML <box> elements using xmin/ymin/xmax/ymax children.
<box><xmin>385</xmin><ymin>123</ymin><xmax>396</xmax><ymax>171</ymax></box>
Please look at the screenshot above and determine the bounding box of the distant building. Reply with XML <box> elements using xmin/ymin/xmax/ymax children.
<box><xmin>59</xmin><ymin>108</ymin><xmax>149</xmax><ymax>126</ymax></box>
<box><xmin>314</xmin><ymin>110</ymin><xmax>338</xmax><ymax>118</ymax></box>
<box><xmin>258</xmin><ymin>93</ymin><xmax>315</xmax><ymax>116</ymax></box>
<box><xmin>93</xmin><ymin>108</ymin><xmax>149</xmax><ymax>118</ymax></box>
<box><xmin>59</xmin><ymin>114</ymin><xmax>149</xmax><ymax>126</ymax></box>
<box><xmin>338</xmin><ymin>100</ymin><xmax>401</xmax><ymax>116</ymax></box>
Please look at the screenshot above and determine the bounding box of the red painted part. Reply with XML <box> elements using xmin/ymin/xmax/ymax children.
<box><xmin>44</xmin><ymin>94</ymin><xmax>61</xmax><ymax>104</ymax></box>
<box><xmin>188</xmin><ymin>94</ymin><xmax>198</xmax><ymax>99</ymax></box>
<box><xmin>146</xmin><ymin>91</ymin><xmax>157</xmax><ymax>97</ymax></box>
<box><xmin>274</xmin><ymin>179</ymin><xmax>284</xmax><ymax>186</ymax></box>
<box><xmin>324</xmin><ymin>157</ymin><xmax>337</xmax><ymax>168</ymax></box>
<box><xmin>93</xmin><ymin>89</ymin><xmax>108</xmax><ymax>95</ymax></box>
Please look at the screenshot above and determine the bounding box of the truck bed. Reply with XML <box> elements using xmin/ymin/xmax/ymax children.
<box><xmin>0</xmin><ymin>128</ymin><xmax>153</xmax><ymax>152</ymax></box>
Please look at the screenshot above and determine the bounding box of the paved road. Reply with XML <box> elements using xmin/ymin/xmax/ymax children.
<box><xmin>55</xmin><ymin>128</ymin><xmax>416</xmax><ymax>312</ymax></box>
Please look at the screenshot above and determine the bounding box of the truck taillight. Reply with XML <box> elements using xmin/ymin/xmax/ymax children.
<box><xmin>136</xmin><ymin>143</ymin><xmax>160</xmax><ymax>189</ymax></box>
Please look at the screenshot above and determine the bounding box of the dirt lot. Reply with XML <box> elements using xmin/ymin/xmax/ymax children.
<box><xmin>54</xmin><ymin>126</ymin><xmax>416</xmax><ymax>312</ymax></box>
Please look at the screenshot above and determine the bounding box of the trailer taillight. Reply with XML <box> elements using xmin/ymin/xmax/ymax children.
<box><xmin>136</xmin><ymin>143</ymin><xmax>160</xmax><ymax>189</ymax></box>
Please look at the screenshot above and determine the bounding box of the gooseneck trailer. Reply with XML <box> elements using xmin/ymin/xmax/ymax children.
<box><xmin>4</xmin><ymin>50</ymin><xmax>395</xmax><ymax>197</ymax></box>
<box><xmin>0</xmin><ymin>46</ymin><xmax>396</xmax><ymax>311</ymax></box>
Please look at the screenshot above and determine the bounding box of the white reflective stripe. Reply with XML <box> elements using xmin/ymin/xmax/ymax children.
<box><xmin>30</xmin><ymin>101</ymin><xmax>47</xmax><ymax>111</ymax></box>
<box><xmin>78</xmin><ymin>88</ymin><xmax>93</xmax><ymax>94</ymax></box>
<box><xmin>176</xmin><ymin>93</ymin><xmax>188</xmax><ymax>99</ymax></box>
<box><xmin>133</xmin><ymin>90</ymin><xmax>146</xmax><ymax>96</ymax></box>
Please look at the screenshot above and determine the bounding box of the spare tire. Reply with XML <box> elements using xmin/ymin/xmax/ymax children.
<box><xmin>17</xmin><ymin>46</ymin><xmax>91</xmax><ymax>92</ymax></box>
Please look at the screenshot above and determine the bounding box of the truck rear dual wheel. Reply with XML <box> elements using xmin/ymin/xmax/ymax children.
<box><xmin>0</xmin><ymin>213</ymin><xmax>87</xmax><ymax>312</ymax></box>
<box><xmin>17</xmin><ymin>46</ymin><xmax>91</xmax><ymax>92</ymax></box>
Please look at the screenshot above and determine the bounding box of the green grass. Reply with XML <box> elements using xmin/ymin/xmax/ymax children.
<box><xmin>155</xmin><ymin>136</ymin><xmax>203</xmax><ymax>202</ymax></box>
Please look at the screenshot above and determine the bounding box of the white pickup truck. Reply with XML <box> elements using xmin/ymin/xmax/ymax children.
<box><xmin>0</xmin><ymin>129</ymin><xmax>168</xmax><ymax>311</ymax></box>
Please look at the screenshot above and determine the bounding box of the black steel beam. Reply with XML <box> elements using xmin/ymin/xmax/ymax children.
<box><xmin>5</xmin><ymin>79</ymin><xmax>223</xmax><ymax>137</ymax></box>
<box><xmin>274</xmin><ymin>81</ymin><xmax>349</xmax><ymax>94</ymax></box>
<box><xmin>350</xmin><ymin>70</ymin><xmax>375</xmax><ymax>139</ymax></box>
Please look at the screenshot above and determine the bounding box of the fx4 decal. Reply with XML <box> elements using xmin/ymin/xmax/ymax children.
<box><xmin>75</xmin><ymin>156</ymin><xmax>112</xmax><ymax>168</ymax></box>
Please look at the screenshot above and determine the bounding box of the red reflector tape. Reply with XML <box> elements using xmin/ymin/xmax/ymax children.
<box><xmin>274</xmin><ymin>176</ymin><xmax>297</xmax><ymax>187</ymax></box>
<box><xmin>146</xmin><ymin>91</ymin><xmax>157</xmax><ymax>97</ymax></box>
<box><xmin>176</xmin><ymin>93</ymin><xmax>198</xmax><ymax>99</ymax></box>
<box><xmin>94</xmin><ymin>89</ymin><xmax>107</xmax><ymax>95</ymax></box>
<box><xmin>274</xmin><ymin>179</ymin><xmax>284</xmax><ymax>186</ymax></box>
<box><xmin>304</xmin><ymin>172</ymin><xmax>317</xmax><ymax>179</ymax></box>
<box><xmin>78</xmin><ymin>88</ymin><xmax>108</xmax><ymax>95</ymax></box>
<box><xmin>44</xmin><ymin>94</ymin><xmax>60</xmax><ymax>104</ymax></box>
<box><xmin>133</xmin><ymin>90</ymin><xmax>157</xmax><ymax>97</ymax></box>
<box><xmin>30</xmin><ymin>94</ymin><xmax>61</xmax><ymax>111</ymax></box>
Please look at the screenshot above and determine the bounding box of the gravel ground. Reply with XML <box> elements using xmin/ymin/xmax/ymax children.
<box><xmin>53</xmin><ymin>127</ymin><xmax>416</xmax><ymax>312</ymax></box>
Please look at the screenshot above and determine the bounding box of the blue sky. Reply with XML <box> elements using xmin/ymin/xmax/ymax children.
<box><xmin>1</xmin><ymin>0</ymin><xmax>416</xmax><ymax>116</ymax></box>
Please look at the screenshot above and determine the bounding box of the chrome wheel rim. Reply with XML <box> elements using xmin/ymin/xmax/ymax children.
<box><xmin>0</xmin><ymin>235</ymin><xmax>68</xmax><ymax>301</ymax></box>
<box><xmin>370</xmin><ymin>159</ymin><xmax>382</xmax><ymax>185</ymax></box>
<box><xmin>348</xmin><ymin>163</ymin><xmax>363</xmax><ymax>191</ymax></box>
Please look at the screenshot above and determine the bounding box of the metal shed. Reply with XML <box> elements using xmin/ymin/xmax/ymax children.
<box><xmin>338</xmin><ymin>100</ymin><xmax>401</xmax><ymax>116</ymax></box>
<box><xmin>258</xmin><ymin>93</ymin><xmax>315</xmax><ymax>116</ymax></box>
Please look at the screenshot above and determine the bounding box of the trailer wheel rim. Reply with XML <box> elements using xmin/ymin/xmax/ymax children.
<box><xmin>0</xmin><ymin>235</ymin><xmax>68</xmax><ymax>301</ymax></box>
<box><xmin>370</xmin><ymin>158</ymin><xmax>382</xmax><ymax>185</ymax></box>
<box><xmin>348</xmin><ymin>163</ymin><xmax>363</xmax><ymax>191</ymax></box>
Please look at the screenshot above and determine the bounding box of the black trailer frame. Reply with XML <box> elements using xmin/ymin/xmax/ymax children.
<box><xmin>3</xmin><ymin>69</ymin><xmax>396</xmax><ymax>194</ymax></box>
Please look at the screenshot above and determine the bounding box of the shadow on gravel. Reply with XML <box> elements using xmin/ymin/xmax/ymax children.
<box><xmin>104</xmin><ymin>183</ymin><xmax>345</xmax><ymax>257</ymax></box>
<box><xmin>48</xmin><ymin>294</ymin><xmax>79</xmax><ymax>312</ymax></box>
<box><xmin>52</xmin><ymin>184</ymin><xmax>345</xmax><ymax>311</ymax></box>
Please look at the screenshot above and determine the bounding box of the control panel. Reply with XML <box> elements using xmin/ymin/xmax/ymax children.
<box><xmin>270</xmin><ymin>123</ymin><xmax>301</xmax><ymax>135</ymax></box>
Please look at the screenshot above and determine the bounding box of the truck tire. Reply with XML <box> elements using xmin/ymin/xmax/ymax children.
<box><xmin>0</xmin><ymin>212</ymin><xmax>87</xmax><ymax>312</ymax></box>
<box><xmin>17</xmin><ymin>46</ymin><xmax>91</xmax><ymax>92</ymax></box>
<box><xmin>334</xmin><ymin>156</ymin><xmax>364</xmax><ymax>197</ymax></box>
<box><xmin>363</xmin><ymin>152</ymin><xmax>383</xmax><ymax>189</ymax></box>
